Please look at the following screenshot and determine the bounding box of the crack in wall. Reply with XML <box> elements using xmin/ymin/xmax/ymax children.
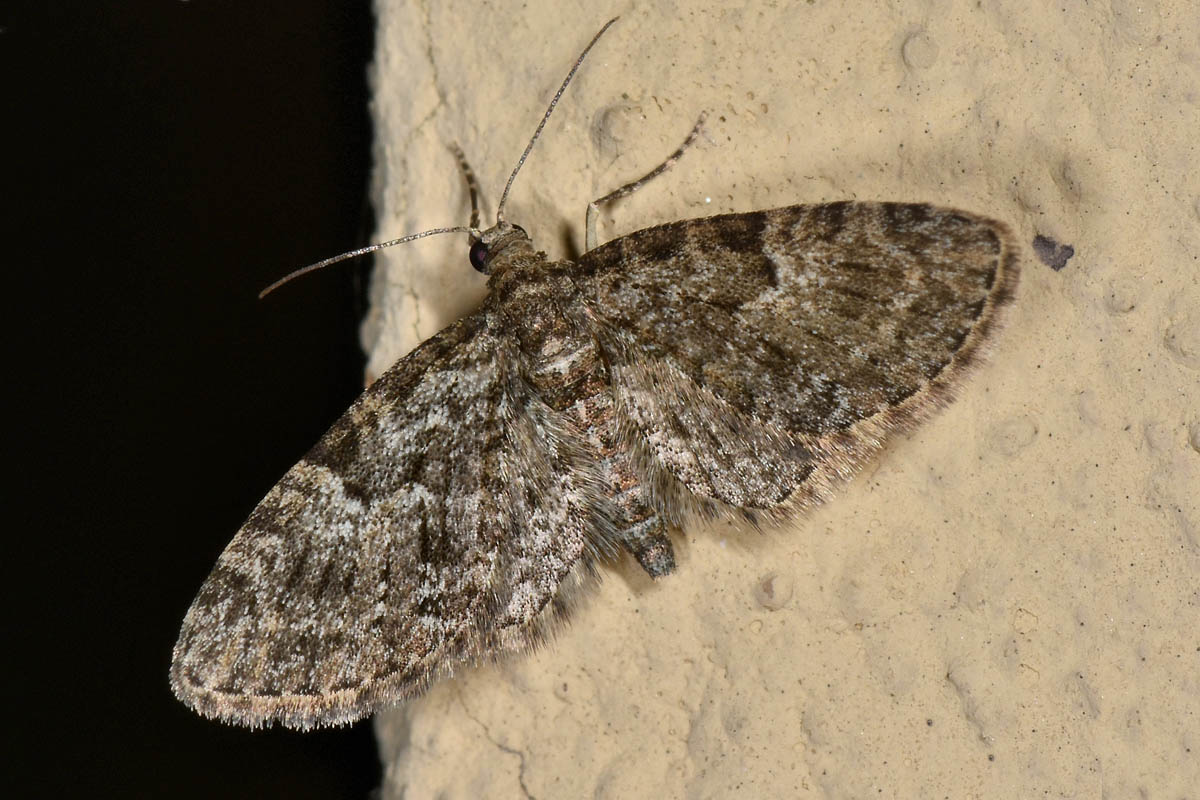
<box><xmin>456</xmin><ymin>690</ymin><xmax>536</xmax><ymax>800</ymax></box>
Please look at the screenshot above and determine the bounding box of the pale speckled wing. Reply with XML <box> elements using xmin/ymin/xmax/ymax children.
<box><xmin>171</xmin><ymin>313</ymin><xmax>597</xmax><ymax>729</ymax></box>
<box><xmin>576</xmin><ymin>202</ymin><xmax>1019</xmax><ymax>515</ymax></box>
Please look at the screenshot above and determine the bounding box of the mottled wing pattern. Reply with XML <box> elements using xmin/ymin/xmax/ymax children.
<box><xmin>171</xmin><ymin>314</ymin><xmax>600</xmax><ymax>729</ymax></box>
<box><xmin>576</xmin><ymin>202</ymin><xmax>1019</xmax><ymax>516</ymax></box>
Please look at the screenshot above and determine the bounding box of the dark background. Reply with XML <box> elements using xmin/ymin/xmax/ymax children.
<box><xmin>10</xmin><ymin>2</ymin><xmax>381</xmax><ymax>797</ymax></box>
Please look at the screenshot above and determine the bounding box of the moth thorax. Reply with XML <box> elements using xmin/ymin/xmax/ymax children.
<box><xmin>490</xmin><ymin>234</ymin><xmax>538</xmax><ymax>270</ymax></box>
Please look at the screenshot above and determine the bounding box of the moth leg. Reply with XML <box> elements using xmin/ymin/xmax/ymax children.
<box><xmin>585</xmin><ymin>112</ymin><xmax>708</xmax><ymax>251</ymax></box>
<box><xmin>449</xmin><ymin>142</ymin><xmax>483</xmax><ymax>231</ymax></box>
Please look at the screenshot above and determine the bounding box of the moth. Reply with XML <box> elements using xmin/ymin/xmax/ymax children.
<box><xmin>172</xmin><ymin>18</ymin><xmax>1019</xmax><ymax>729</ymax></box>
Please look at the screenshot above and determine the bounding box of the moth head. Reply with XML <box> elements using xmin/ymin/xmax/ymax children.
<box><xmin>469</xmin><ymin>222</ymin><xmax>531</xmax><ymax>275</ymax></box>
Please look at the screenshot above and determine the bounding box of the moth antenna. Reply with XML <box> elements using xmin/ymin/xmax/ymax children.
<box><xmin>258</xmin><ymin>226</ymin><xmax>474</xmax><ymax>299</ymax></box>
<box><xmin>261</xmin><ymin>143</ymin><xmax>495</xmax><ymax>298</ymax></box>
<box><xmin>262</xmin><ymin>20</ymin><xmax>619</xmax><ymax>300</ymax></box>
<box><xmin>495</xmin><ymin>16</ymin><xmax>619</xmax><ymax>223</ymax></box>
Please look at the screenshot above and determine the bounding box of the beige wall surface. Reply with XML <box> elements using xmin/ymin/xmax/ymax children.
<box><xmin>365</xmin><ymin>1</ymin><xmax>1199</xmax><ymax>796</ymax></box>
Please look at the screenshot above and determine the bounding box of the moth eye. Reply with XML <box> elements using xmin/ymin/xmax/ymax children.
<box><xmin>512</xmin><ymin>224</ymin><xmax>528</xmax><ymax>237</ymax></box>
<box><xmin>469</xmin><ymin>240</ymin><xmax>489</xmax><ymax>272</ymax></box>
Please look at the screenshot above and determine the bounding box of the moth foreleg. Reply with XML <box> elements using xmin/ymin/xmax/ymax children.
<box><xmin>585</xmin><ymin>112</ymin><xmax>708</xmax><ymax>251</ymax></box>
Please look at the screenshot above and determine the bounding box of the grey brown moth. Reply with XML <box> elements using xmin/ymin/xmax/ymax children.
<box><xmin>171</xmin><ymin>18</ymin><xmax>1019</xmax><ymax>729</ymax></box>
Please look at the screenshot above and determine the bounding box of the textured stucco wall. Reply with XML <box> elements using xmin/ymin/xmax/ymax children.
<box><xmin>365</xmin><ymin>1</ymin><xmax>1199</xmax><ymax>796</ymax></box>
